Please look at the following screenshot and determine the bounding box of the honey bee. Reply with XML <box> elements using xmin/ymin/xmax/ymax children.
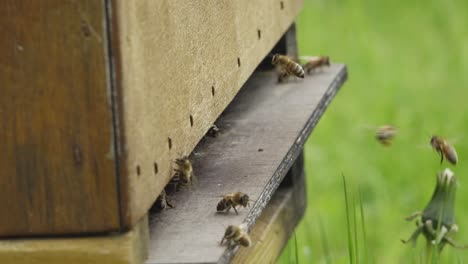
<box><xmin>153</xmin><ymin>189</ymin><xmax>174</xmax><ymax>210</ymax></box>
<box><xmin>375</xmin><ymin>125</ymin><xmax>397</xmax><ymax>146</ymax></box>
<box><xmin>220</xmin><ymin>224</ymin><xmax>252</xmax><ymax>248</ymax></box>
<box><xmin>302</xmin><ymin>56</ymin><xmax>330</xmax><ymax>74</ymax></box>
<box><xmin>207</xmin><ymin>124</ymin><xmax>220</xmax><ymax>138</ymax></box>
<box><xmin>216</xmin><ymin>192</ymin><xmax>251</xmax><ymax>214</ymax></box>
<box><xmin>271</xmin><ymin>54</ymin><xmax>305</xmax><ymax>82</ymax></box>
<box><xmin>430</xmin><ymin>136</ymin><xmax>458</xmax><ymax>165</ymax></box>
<box><xmin>174</xmin><ymin>156</ymin><xmax>194</xmax><ymax>187</ymax></box>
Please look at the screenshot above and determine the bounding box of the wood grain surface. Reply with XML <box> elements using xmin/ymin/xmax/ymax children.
<box><xmin>145</xmin><ymin>65</ymin><xmax>347</xmax><ymax>264</ymax></box>
<box><xmin>108</xmin><ymin>0</ymin><xmax>304</xmax><ymax>228</ymax></box>
<box><xmin>232</xmin><ymin>152</ymin><xmax>306</xmax><ymax>264</ymax></box>
<box><xmin>0</xmin><ymin>0</ymin><xmax>120</xmax><ymax>236</ymax></box>
<box><xmin>0</xmin><ymin>216</ymin><xmax>148</xmax><ymax>264</ymax></box>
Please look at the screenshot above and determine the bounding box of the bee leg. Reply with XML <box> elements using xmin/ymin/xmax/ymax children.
<box><xmin>233</xmin><ymin>206</ymin><xmax>239</xmax><ymax>215</ymax></box>
<box><xmin>278</xmin><ymin>71</ymin><xmax>289</xmax><ymax>83</ymax></box>
<box><xmin>166</xmin><ymin>199</ymin><xmax>174</xmax><ymax>208</ymax></box>
<box><xmin>439</xmin><ymin>152</ymin><xmax>444</xmax><ymax>164</ymax></box>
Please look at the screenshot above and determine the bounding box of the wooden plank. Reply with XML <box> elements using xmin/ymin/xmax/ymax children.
<box><xmin>146</xmin><ymin>64</ymin><xmax>347</xmax><ymax>264</ymax></box>
<box><xmin>0</xmin><ymin>217</ymin><xmax>149</xmax><ymax>264</ymax></box>
<box><xmin>108</xmin><ymin>0</ymin><xmax>304</xmax><ymax>228</ymax></box>
<box><xmin>0</xmin><ymin>1</ymin><xmax>120</xmax><ymax>235</ymax></box>
<box><xmin>233</xmin><ymin>152</ymin><xmax>306</xmax><ymax>264</ymax></box>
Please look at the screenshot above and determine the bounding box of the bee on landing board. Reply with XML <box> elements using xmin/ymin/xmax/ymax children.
<box><xmin>301</xmin><ymin>56</ymin><xmax>331</xmax><ymax>74</ymax></box>
<box><xmin>220</xmin><ymin>224</ymin><xmax>252</xmax><ymax>248</ymax></box>
<box><xmin>154</xmin><ymin>189</ymin><xmax>174</xmax><ymax>210</ymax></box>
<box><xmin>216</xmin><ymin>192</ymin><xmax>251</xmax><ymax>215</ymax></box>
<box><xmin>271</xmin><ymin>54</ymin><xmax>305</xmax><ymax>83</ymax></box>
<box><xmin>375</xmin><ymin>125</ymin><xmax>397</xmax><ymax>146</ymax></box>
<box><xmin>173</xmin><ymin>156</ymin><xmax>195</xmax><ymax>188</ymax></box>
<box><xmin>207</xmin><ymin>124</ymin><xmax>220</xmax><ymax>138</ymax></box>
<box><xmin>430</xmin><ymin>136</ymin><xmax>458</xmax><ymax>165</ymax></box>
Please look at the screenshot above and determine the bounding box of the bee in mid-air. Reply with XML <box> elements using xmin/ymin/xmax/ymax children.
<box><xmin>375</xmin><ymin>125</ymin><xmax>397</xmax><ymax>146</ymax></box>
<box><xmin>271</xmin><ymin>54</ymin><xmax>305</xmax><ymax>83</ymax></box>
<box><xmin>302</xmin><ymin>56</ymin><xmax>330</xmax><ymax>74</ymax></box>
<box><xmin>430</xmin><ymin>136</ymin><xmax>458</xmax><ymax>165</ymax></box>
<box><xmin>174</xmin><ymin>156</ymin><xmax>194</xmax><ymax>187</ymax></box>
<box><xmin>153</xmin><ymin>189</ymin><xmax>174</xmax><ymax>210</ymax></box>
<box><xmin>216</xmin><ymin>192</ymin><xmax>251</xmax><ymax>214</ymax></box>
<box><xmin>220</xmin><ymin>224</ymin><xmax>252</xmax><ymax>248</ymax></box>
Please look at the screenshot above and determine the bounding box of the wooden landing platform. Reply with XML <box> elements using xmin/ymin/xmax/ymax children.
<box><xmin>146</xmin><ymin>64</ymin><xmax>347</xmax><ymax>264</ymax></box>
<box><xmin>0</xmin><ymin>65</ymin><xmax>346</xmax><ymax>264</ymax></box>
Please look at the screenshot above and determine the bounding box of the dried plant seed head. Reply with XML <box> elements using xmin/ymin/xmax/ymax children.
<box><xmin>439</xmin><ymin>168</ymin><xmax>455</xmax><ymax>187</ymax></box>
<box><xmin>403</xmin><ymin>168</ymin><xmax>466</xmax><ymax>253</ymax></box>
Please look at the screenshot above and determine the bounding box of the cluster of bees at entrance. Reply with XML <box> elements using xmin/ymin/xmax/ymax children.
<box><xmin>153</xmin><ymin>54</ymin><xmax>332</xmax><ymax>249</ymax></box>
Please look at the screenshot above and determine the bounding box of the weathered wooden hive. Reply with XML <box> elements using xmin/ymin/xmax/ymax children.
<box><xmin>0</xmin><ymin>1</ymin><xmax>347</xmax><ymax>263</ymax></box>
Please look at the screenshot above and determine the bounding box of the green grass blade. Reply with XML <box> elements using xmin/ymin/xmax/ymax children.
<box><xmin>318</xmin><ymin>216</ymin><xmax>332</xmax><ymax>264</ymax></box>
<box><xmin>294</xmin><ymin>231</ymin><xmax>299</xmax><ymax>264</ymax></box>
<box><xmin>342</xmin><ymin>173</ymin><xmax>355</xmax><ymax>264</ymax></box>
<box><xmin>353</xmin><ymin>196</ymin><xmax>359</xmax><ymax>264</ymax></box>
<box><xmin>359</xmin><ymin>191</ymin><xmax>368</xmax><ymax>264</ymax></box>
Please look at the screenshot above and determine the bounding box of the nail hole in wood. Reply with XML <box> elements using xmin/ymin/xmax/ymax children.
<box><xmin>168</xmin><ymin>137</ymin><xmax>172</xmax><ymax>149</ymax></box>
<box><xmin>211</xmin><ymin>86</ymin><xmax>215</xmax><ymax>97</ymax></box>
<box><xmin>280</xmin><ymin>1</ymin><xmax>284</xmax><ymax>10</ymax></box>
<box><xmin>190</xmin><ymin>115</ymin><xmax>194</xmax><ymax>127</ymax></box>
<box><xmin>154</xmin><ymin>162</ymin><xmax>158</xmax><ymax>174</ymax></box>
<box><xmin>136</xmin><ymin>165</ymin><xmax>141</xmax><ymax>176</ymax></box>
<box><xmin>257</xmin><ymin>29</ymin><xmax>261</xmax><ymax>40</ymax></box>
<box><xmin>237</xmin><ymin>57</ymin><xmax>241</xmax><ymax>67</ymax></box>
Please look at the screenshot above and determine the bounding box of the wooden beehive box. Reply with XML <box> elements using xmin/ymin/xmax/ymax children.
<box><xmin>0</xmin><ymin>0</ymin><xmax>303</xmax><ymax>236</ymax></box>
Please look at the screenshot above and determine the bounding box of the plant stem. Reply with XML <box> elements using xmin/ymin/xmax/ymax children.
<box><xmin>342</xmin><ymin>173</ymin><xmax>355</xmax><ymax>264</ymax></box>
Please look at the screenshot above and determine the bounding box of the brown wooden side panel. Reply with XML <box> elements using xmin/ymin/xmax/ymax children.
<box><xmin>110</xmin><ymin>0</ymin><xmax>304</xmax><ymax>228</ymax></box>
<box><xmin>0</xmin><ymin>1</ymin><xmax>120</xmax><ymax>235</ymax></box>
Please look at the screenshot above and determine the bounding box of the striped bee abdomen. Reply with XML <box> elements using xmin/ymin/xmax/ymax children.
<box><xmin>217</xmin><ymin>198</ymin><xmax>231</xmax><ymax>211</ymax></box>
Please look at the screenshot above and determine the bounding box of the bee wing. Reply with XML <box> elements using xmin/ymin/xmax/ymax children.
<box><xmin>298</xmin><ymin>55</ymin><xmax>321</xmax><ymax>61</ymax></box>
<box><xmin>416</xmin><ymin>144</ymin><xmax>431</xmax><ymax>150</ymax></box>
<box><xmin>356</xmin><ymin>123</ymin><xmax>376</xmax><ymax>132</ymax></box>
<box><xmin>447</xmin><ymin>136</ymin><xmax>462</xmax><ymax>145</ymax></box>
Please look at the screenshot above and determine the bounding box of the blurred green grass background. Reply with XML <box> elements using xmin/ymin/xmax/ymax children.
<box><xmin>279</xmin><ymin>0</ymin><xmax>468</xmax><ymax>263</ymax></box>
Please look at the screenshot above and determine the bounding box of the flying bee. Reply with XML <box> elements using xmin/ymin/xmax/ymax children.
<box><xmin>271</xmin><ymin>54</ymin><xmax>305</xmax><ymax>83</ymax></box>
<box><xmin>220</xmin><ymin>224</ymin><xmax>252</xmax><ymax>248</ymax></box>
<box><xmin>302</xmin><ymin>56</ymin><xmax>330</xmax><ymax>74</ymax></box>
<box><xmin>174</xmin><ymin>156</ymin><xmax>195</xmax><ymax>187</ymax></box>
<box><xmin>216</xmin><ymin>192</ymin><xmax>251</xmax><ymax>215</ymax></box>
<box><xmin>430</xmin><ymin>136</ymin><xmax>458</xmax><ymax>165</ymax></box>
<box><xmin>153</xmin><ymin>189</ymin><xmax>174</xmax><ymax>211</ymax></box>
<box><xmin>375</xmin><ymin>125</ymin><xmax>397</xmax><ymax>146</ymax></box>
